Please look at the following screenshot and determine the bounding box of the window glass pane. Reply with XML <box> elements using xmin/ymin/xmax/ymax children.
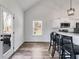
<box><xmin>3</xmin><ymin>11</ymin><xmax>13</xmax><ymax>33</ymax></box>
<box><xmin>33</xmin><ymin>21</ymin><xmax>42</xmax><ymax>36</ymax></box>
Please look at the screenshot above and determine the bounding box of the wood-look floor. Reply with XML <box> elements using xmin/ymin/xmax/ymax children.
<box><xmin>10</xmin><ymin>43</ymin><xmax>58</xmax><ymax>59</ymax></box>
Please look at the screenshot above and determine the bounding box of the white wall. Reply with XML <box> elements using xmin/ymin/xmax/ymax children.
<box><xmin>52</xmin><ymin>17</ymin><xmax>79</xmax><ymax>32</ymax></box>
<box><xmin>24</xmin><ymin>0</ymin><xmax>54</xmax><ymax>42</ymax></box>
<box><xmin>0</xmin><ymin>0</ymin><xmax>24</xmax><ymax>51</ymax></box>
<box><xmin>24</xmin><ymin>0</ymin><xmax>79</xmax><ymax>42</ymax></box>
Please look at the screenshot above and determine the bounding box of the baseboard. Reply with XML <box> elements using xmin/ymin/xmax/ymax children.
<box><xmin>24</xmin><ymin>41</ymin><xmax>49</xmax><ymax>43</ymax></box>
<box><xmin>24</xmin><ymin>40</ymin><xmax>50</xmax><ymax>43</ymax></box>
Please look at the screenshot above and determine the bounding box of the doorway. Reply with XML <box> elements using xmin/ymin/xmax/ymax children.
<box><xmin>0</xmin><ymin>6</ymin><xmax>14</xmax><ymax>59</ymax></box>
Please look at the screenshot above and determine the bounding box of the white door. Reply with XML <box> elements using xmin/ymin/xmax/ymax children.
<box><xmin>0</xmin><ymin>7</ymin><xmax>3</xmax><ymax>59</ymax></box>
<box><xmin>2</xmin><ymin>11</ymin><xmax>14</xmax><ymax>59</ymax></box>
<box><xmin>0</xmin><ymin>8</ymin><xmax>14</xmax><ymax>59</ymax></box>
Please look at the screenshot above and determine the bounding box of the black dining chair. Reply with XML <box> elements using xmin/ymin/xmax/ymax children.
<box><xmin>48</xmin><ymin>32</ymin><xmax>56</xmax><ymax>57</ymax></box>
<box><xmin>55</xmin><ymin>33</ymin><xmax>64</xmax><ymax>59</ymax></box>
<box><xmin>49</xmin><ymin>32</ymin><xmax>54</xmax><ymax>51</ymax></box>
<box><xmin>55</xmin><ymin>34</ymin><xmax>72</xmax><ymax>59</ymax></box>
<box><xmin>61</xmin><ymin>35</ymin><xmax>79</xmax><ymax>59</ymax></box>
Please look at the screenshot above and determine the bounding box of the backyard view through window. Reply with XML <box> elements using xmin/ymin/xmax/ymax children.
<box><xmin>33</xmin><ymin>21</ymin><xmax>42</xmax><ymax>36</ymax></box>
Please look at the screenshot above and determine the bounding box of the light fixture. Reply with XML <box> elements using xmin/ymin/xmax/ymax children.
<box><xmin>67</xmin><ymin>0</ymin><xmax>75</xmax><ymax>16</ymax></box>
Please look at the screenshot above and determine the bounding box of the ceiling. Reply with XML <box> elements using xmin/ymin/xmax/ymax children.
<box><xmin>16</xmin><ymin>0</ymin><xmax>79</xmax><ymax>12</ymax></box>
<box><xmin>16</xmin><ymin>0</ymin><xmax>41</xmax><ymax>11</ymax></box>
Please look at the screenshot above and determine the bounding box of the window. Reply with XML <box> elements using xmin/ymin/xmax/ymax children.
<box><xmin>3</xmin><ymin>11</ymin><xmax>13</xmax><ymax>33</ymax></box>
<box><xmin>33</xmin><ymin>21</ymin><xmax>42</xmax><ymax>36</ymax></box>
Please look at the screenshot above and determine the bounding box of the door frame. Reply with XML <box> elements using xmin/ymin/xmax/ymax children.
<box><xmin>0</xmin><ymin>5</ymin><xmax>14</xmax><ymax>59</ymax></box>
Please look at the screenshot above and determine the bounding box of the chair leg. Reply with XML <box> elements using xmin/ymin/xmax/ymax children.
<box><xmin>61</xmin><ymin>48</ymin><xmax>65</xmax><ymax>59</ymax></box>
<box><xmin>48</xmin><ymin>39</ymin><xmax>53</xmax><ymax>51</ymax></box>
<box><xmin>74</xmin><ymin>55</ymin><xmax>76</xmax><ymax>59</ymax></box>
<box><xmin>51</xmin><ymin>42</ymin><xmax>56</xmax><ymax>58</ymax></box>
<box><xmin>48</xmin><ymin>42</ymin><xmax>51</xmax><ymax>51</ymax></box>
<box><xmin>70</xmin><ymin>53</ymin><xmax>75</xmax><ymax>59</ymax></box>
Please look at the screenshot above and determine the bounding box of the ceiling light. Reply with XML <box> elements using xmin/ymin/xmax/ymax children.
<box><xmin>67</xmin><ymin>0</ymin><xmax>75</xmax><ymax>16</ymax></box>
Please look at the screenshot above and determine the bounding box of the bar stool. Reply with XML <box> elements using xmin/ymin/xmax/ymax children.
<box><xmin>48</xmin><ymin>32</ymin><xmax>56</xmax><ymax>57</ymax></box>
<box><xmin>48</xmin><ymin>32</ymin><xmax>54</xmax><ymax>51</ymax></box>
<box><xmin>55</xmin><ymin>33</ymin><xmax>63</xmax><ymax>59</ymax></box>
<box><xmin>62</xmin><ymin>35</ymin><xmax>79</xmax><ymax>59</ymax></box>
<box><xmin>54</xmin><ymin>34</ymin><xmax>70</xmax><ymax>59</ymax></box>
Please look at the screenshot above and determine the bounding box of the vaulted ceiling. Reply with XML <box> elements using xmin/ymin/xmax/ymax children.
<box><xmin>15</xmin><ymin>0</ymin><xmax>79</xmax><ymax>12</ymax></box>
<box><xmin>16</xmin><ymin>0</ymin><xmax>41</xmax><ymax>11</ymax></box>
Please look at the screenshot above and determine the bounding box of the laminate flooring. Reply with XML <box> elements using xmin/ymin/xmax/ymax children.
<box><xmin>10</xmin><ymin>43</ymin><xmax>59</xmax><ymax>59</ymax></box>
